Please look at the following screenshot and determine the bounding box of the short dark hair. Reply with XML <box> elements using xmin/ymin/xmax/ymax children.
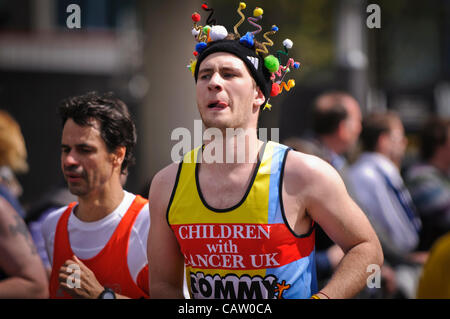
<box><xmin>420</xmin><ymin>117</ymin><xmax>450</xmax><ymax>160</ymax></box>
<box><xmin>312</xmin><ymin>91</ymin><xmax>353</xmax><ymax>136</ymax></box>
<box><xmin>59</xmin><ymin>91</ymin><xmax>137</xmax><ymax>174</ymax></box>
<box><xmin>360</xmin><ymin>112</ymin><xmax>400</xmax><ymax>151</ymax></box>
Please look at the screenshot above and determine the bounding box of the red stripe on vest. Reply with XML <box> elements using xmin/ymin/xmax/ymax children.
<box><xmin>171</xmin><ymin>223</ymin><xmax>315</xmax><ymax>270</ymax></box>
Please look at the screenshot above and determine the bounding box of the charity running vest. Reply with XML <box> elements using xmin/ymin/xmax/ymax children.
<box><xmin>167</xmin><ymin>141</ymin><xmax>317</xmax><ymax>299</ymax></box>
<box><xmin>49</xmin><ymin>195</ymin><xmax>149</xmax><ymax>299</ymax></box>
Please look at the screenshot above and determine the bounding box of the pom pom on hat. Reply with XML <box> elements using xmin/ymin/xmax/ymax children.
<box><xmin>196</xmin><ymin>42</ymin><xmax>207</xmax><ymax>54</ymax></box>
<box><xmin>240</xmin><ymin>32</ymin><xmax>254</xmax><ymax>48</ymax></box>
<box><xmin>283</xmin><ymin>39</ymin><xmax>293</xmax><ymax>50</ymax></box>
<box><xmin>253</xmin><ymin>7</ymin><xmax>263</xmax><ymax>17</ymax></box>
<box><xmin>192</xmin><ymin>12</ymin><xmax>201</xmax><ymax>23</ymax></box>
<box><xmin>192</xmin><ymin>28</ymin><xmax>200</xmax><ymax>37</ymax></box>
<box><xmin>188</xmin><ymin>2</ymin><xmax>301</xmax><ymax>111</ymax></box>
<box><xmin>271</xmin><ymin>83</ymin><xmax>280</xmax><ymax>97</ymax></box>
<box><xmin>264</xmin><ymin>55</ymin><xmax>280</xmax><ymax>73</ymax></box>
<box><xmin>203</xmin><ymin>25</ymin><xmax>211</xmax><ymax>34</ymax></box>
<box><xmin>209</xmin><ymin>25</ymin><xmax>228</xmax><ymax>41</ymax></box>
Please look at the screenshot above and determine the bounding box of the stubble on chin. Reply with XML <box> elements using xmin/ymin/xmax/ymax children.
<box><xmin>67</xmin><ymin>184</ymin><xmax>87</xmax><ymax>197</ymax></box>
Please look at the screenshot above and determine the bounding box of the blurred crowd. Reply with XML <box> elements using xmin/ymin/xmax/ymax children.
<box><xmin>284</xmin><ymin>91</ymin><xmax>450</xmax><ymax>299</ymax></box>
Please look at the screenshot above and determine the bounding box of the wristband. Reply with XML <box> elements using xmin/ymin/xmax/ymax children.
<box><xmin>317</xmin><ymin>291</ymin><xmax>331</xmax><ymax>299</ymax></box>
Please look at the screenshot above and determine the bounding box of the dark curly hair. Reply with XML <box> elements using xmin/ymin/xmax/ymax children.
<box><xmin>59</xmin><ymin>91</ymin><xmax>137</xmax><ymax>174</ymax></box>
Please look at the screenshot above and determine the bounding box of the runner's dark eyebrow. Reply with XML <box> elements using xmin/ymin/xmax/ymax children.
<box><xmin>198</xmin><ymin>66</ymin><xmax>241</xmax><ymax>75</ymax></box>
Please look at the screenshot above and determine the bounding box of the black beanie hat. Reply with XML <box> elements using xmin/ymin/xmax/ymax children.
<box><xmin>194</xmin><ymin>40</ymin><xmax>272</xmax><ymax>105</ymax></box>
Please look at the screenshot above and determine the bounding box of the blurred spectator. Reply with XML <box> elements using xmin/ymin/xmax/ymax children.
<box><xmin>0</xmin><ymin>196</ymin><xmax>49</xmax><ymax>298</ymax></box>
<box><xmin>284</xmin><ymin>90</ymin><xmax>362</xmax><ymax>173</ymax></box>
<box><xmin>0</xmin><ymin>109</ymin><xmax>48</xmax><ymax>298</ymax></box>
<box><xmin>347</xmin><ymin>112</ymin><xmax>427</xmax><ymax>298</ymax></box>
<box><xmin>310</xmin><ymin>91</ymin><xmax>362</xmax><ymax>270</ymax></box>
<box><xmin>284</xmin><ymin>91</ymin><xmax>362</xmax><ymax>289</ymax></box>
<box><xmin>416</xmin><ymin>231</ymin><xmax>450</xmax><ymax>298</ymax></box>
<box><xmin>310</xmin><ymin>91</ymin><xmax>362</xmax><ymax>172</ymax></box>
<box><xmin>0</xmin><ymin>110</ymin><xmax>28</xmax><ymax>217</ymax></box>
<box><xmin>404</xmin><ymin>117</ymin><xmax>450</xmax><ymax>251</ymax></box>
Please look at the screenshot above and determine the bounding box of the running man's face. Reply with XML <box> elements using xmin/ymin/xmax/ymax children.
<box><xmin>60</xmin><ymin>118</ymin><xmax>118</xmax><ymax>197</ymax></box>
<box><xmin>196</xmin><ymin>52</ymin><xmax>265</xmax><ymax>130</ymax></box>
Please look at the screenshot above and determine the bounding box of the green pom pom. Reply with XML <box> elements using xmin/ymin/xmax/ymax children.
<box><xmin>203</xmin><ymin>25</ymin><xmax>211</xmax><ymax>34</ymax></box>
<box><xmin>264</xmin><ymin>55</ymin><xmax>280</xmax><ymax>73</ymax></box>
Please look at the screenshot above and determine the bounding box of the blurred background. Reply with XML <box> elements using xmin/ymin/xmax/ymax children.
<box><xmin>0</xmin><ymin>0</ymin><xmax>449</xmax><ymax>208</ymax></box>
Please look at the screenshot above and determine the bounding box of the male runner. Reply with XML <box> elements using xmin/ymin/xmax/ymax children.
<box><xmin>148</xmin><ymin>3</ymin><xmax>382</xmax><ymax>299</ymax></box>
<box><xmin>42</xmin><ymin>92</ymin><xmax>150</xmax><ymax>299</ymax></box>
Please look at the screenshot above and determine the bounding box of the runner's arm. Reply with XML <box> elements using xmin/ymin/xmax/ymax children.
<box><xmin>148</xmin><ymin>163</ymin><xmax>186</xmax><ymax>298</ymax></box>
<box><xmin>0</xmin><ymin>197</ymin><xmax>49</xmax><ymax>298</ymax></box>
<box><xmin>286</xmin><ymin>152</ymin><xmax>383</xmax><ymax>299</ymax></box>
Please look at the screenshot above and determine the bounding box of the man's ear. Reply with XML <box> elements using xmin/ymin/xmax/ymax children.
<box><xmin>253</xmin><ymin>87</ymin><xmax>266</xmax><ymax>110</ymax></box>
<box><xmin>112</xmin><ymin>146</ymin><xmax>126</xmax><ymax>168</ymax></box>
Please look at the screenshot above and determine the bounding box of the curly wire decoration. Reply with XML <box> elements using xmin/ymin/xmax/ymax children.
<box><xmin>191</xmin><ymin>12</ymin><xmax>204</xmax><ymax>43</ymax></box>
<box><xmin>279</xmin><ymin>80</ymin><xmax>295</xmax><ymax>93</ymax></box>
<box><xmin>276</xmin><ymin>48</ymin><xmax>289</xmax><ymax>63</ymax></box>
<box><xmin>198</xmin><ymin>31</ymin><xmax>208</xmax><ymax>43</ymax></box>
<box><xmin>193</xmin><ymin>25</ymin><xmax>205</xmax><ymax>42</ymax></box>
<box><xmin>202</xmin><ymin>3</ymin><xmax>216</xmax><ymax>25</ymax></box>
<box><xmin>270</xmin><ymin>58</ymin><xmax>298</xmax><ymax>81</ymax></box>
<box><xmin>247</xmin><ymin>15</ymin><xmax>262</xmax><ymax>35</ymax></box>
<box><xmin>233</xmin><ymin>2</ymin><xmax>246</xmax><ymax>37</ymax></box>
<box><xmin>256</xmin><ymin>25</ymin><xmax>278</xmax><ymax>55</ymax></box>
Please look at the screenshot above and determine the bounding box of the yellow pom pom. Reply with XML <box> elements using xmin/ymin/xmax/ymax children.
<box><xmin>288</xmin><ymin>79</ymin><xmax>295</xmax><ymax>87</ymax></box>
<box><xmin>239</xmin><ymin>2</ymin><xmax>246</xmax><ymax>9</ymax></box>
<box><xmin>254</xmin><ymin>7</ymin><xmax>263</xmax><ymax>17</ymax></box>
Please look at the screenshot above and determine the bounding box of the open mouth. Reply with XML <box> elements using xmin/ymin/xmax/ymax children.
<box><xmin>208</xmin><ymin>101</ymin><xmax>228</xmax><ymax>109</ymax></box>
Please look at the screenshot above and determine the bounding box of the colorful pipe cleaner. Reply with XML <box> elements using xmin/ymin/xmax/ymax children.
<box><xmin>187</xmin><ymin>2</ymin><xmax>301</xmax><ymax>111</ymax></box>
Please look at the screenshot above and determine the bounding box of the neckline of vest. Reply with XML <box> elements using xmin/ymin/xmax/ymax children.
<box><xmin>194</xmin><ymin>141</ymin><xmax>268</xmax><ymax>213</ymax></box>
<box><xmin>60</xmin><ymin>196</ymin><xmax>143</xmax><ymax>263</ymax></box>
